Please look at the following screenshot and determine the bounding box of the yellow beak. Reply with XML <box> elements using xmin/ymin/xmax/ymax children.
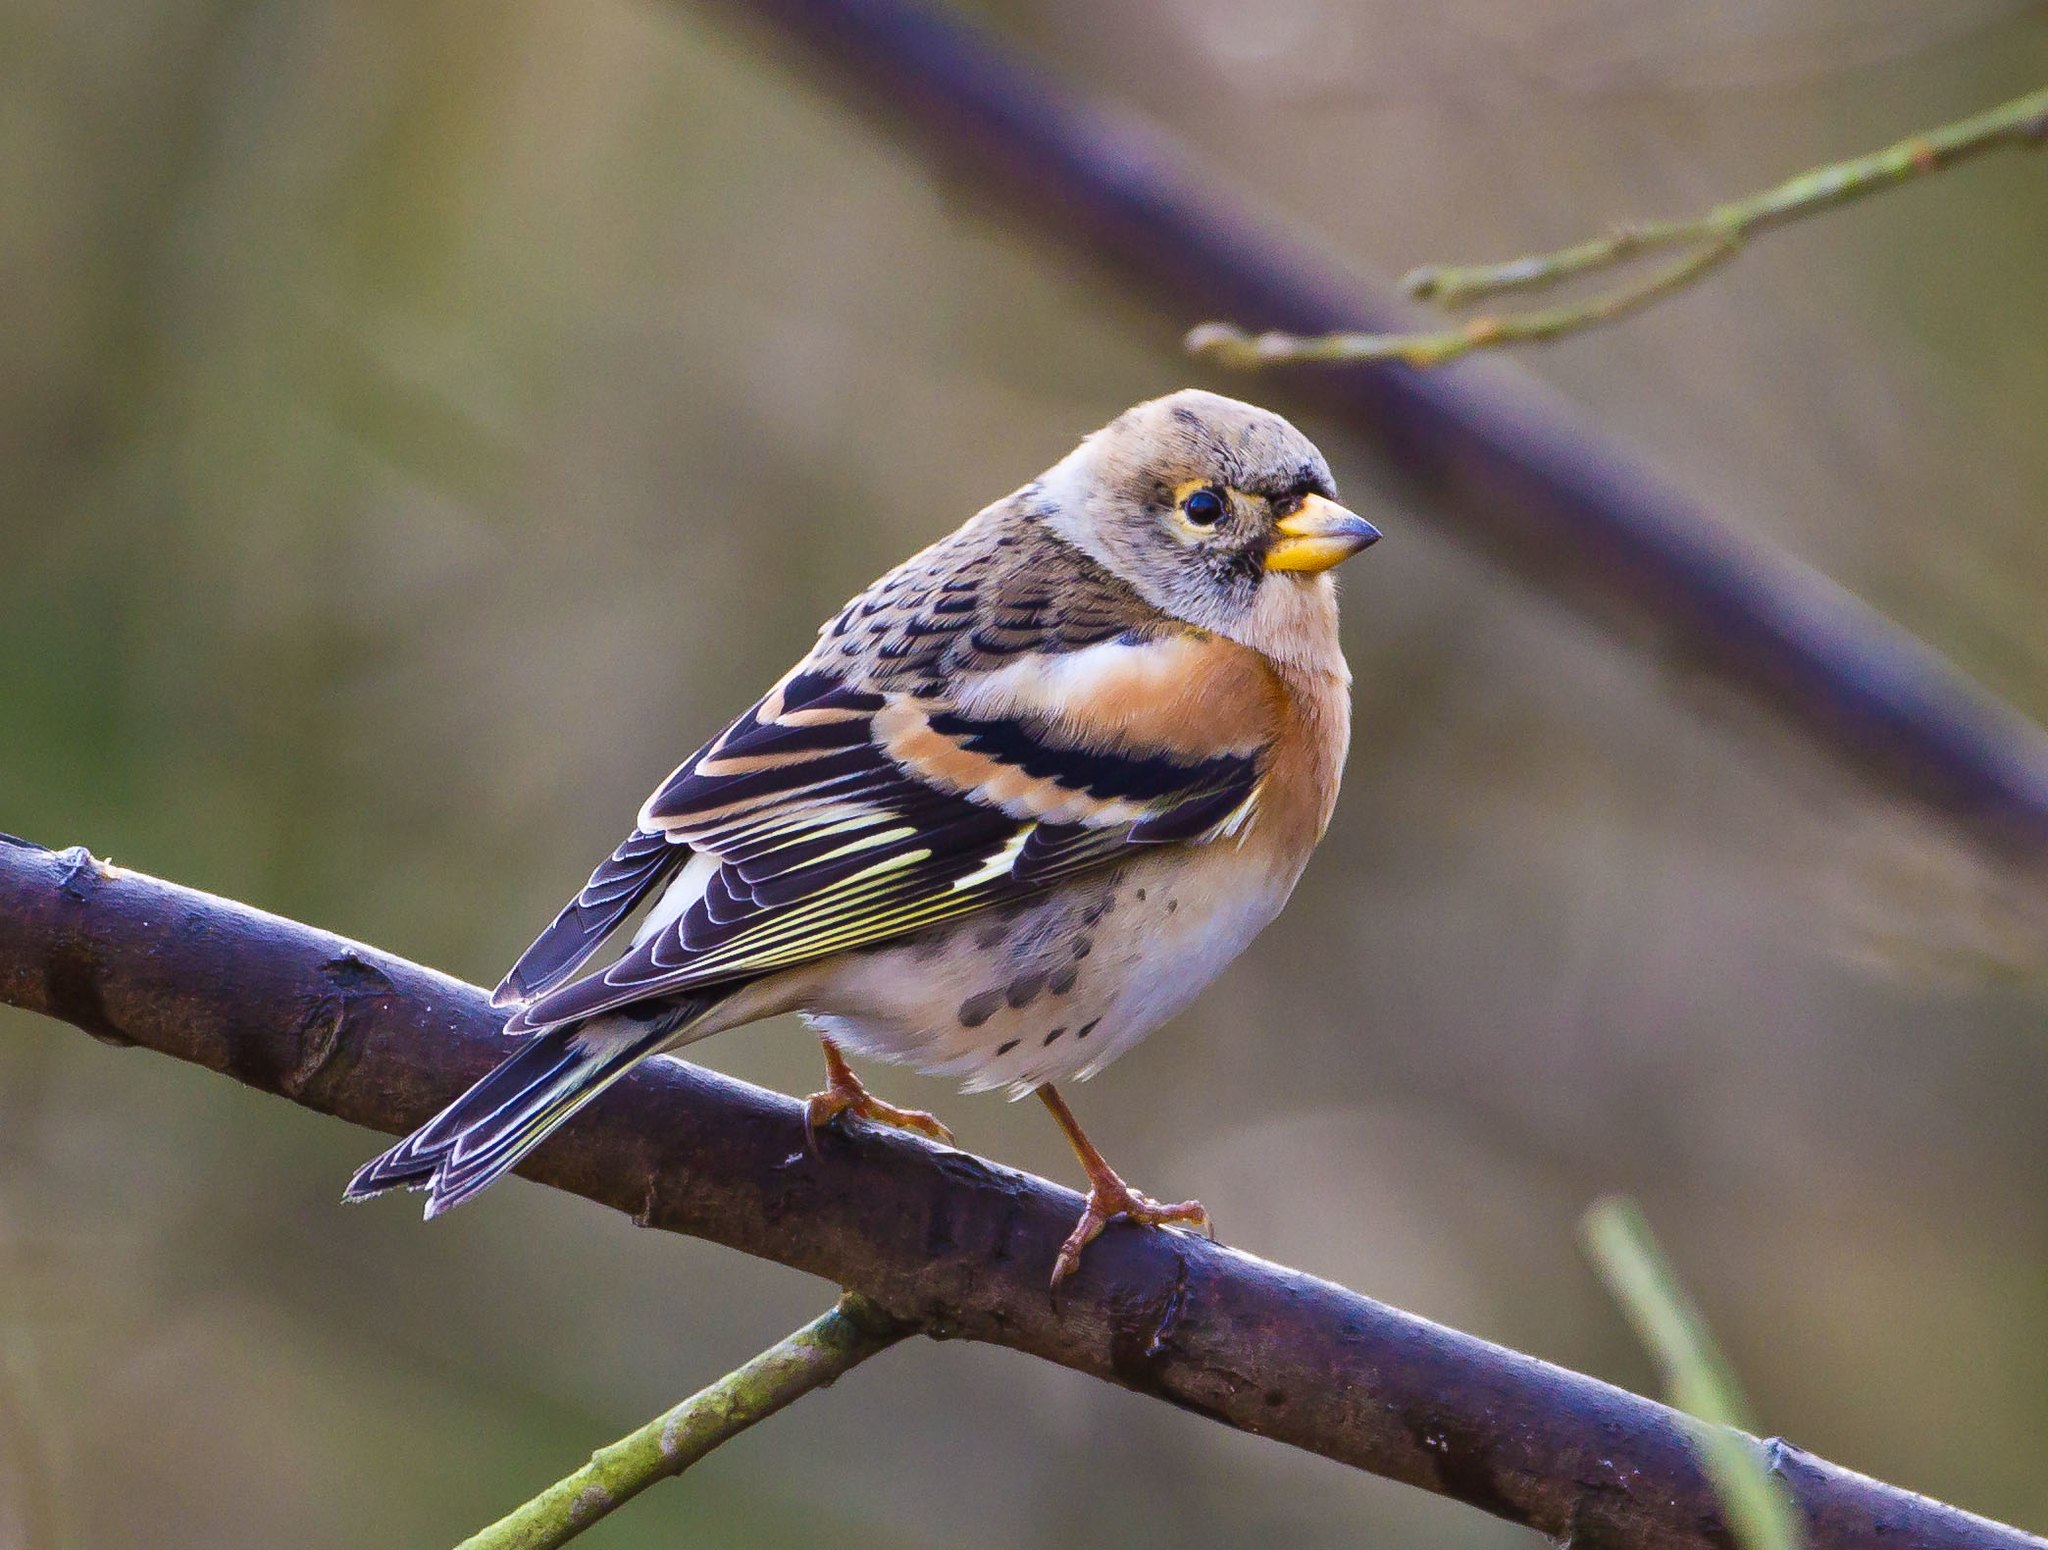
<box><xmin>1265</xmin><ymin>494</ymin><xmax>1382</xmax><ymax>574</ymax></box>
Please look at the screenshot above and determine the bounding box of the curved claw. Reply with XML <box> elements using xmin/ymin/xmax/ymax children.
<box><xmin>804</xmin><ymin>1046</ymin><xmax>955</xmax><ymax>1151</ymax></box>
<box><xmin>1050</xmin><ymin>1185</ymin><xmax>1212</xmax><ymax>1289</ymax></box>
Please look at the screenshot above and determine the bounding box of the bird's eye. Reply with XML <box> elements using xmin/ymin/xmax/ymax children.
<box><xmin>1182</xmin><ymin>487</ymin><xmax>1226</xmax><ymax>527</ymax></box>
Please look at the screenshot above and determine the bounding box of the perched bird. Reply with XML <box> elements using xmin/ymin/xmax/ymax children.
<box><xmin>347</xmin><ymin>388</ymin><xmax>1379</xmax><ymax>1284</ymax></box>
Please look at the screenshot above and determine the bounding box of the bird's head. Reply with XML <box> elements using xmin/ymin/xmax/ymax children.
<box><xmin>1038</xmin><ymin>389</ymin><xmax>1379</xmax><ymax>665</ymax></box>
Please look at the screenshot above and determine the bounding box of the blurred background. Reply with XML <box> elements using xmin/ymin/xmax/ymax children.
<box><xmin>4</xmin><ymin>0</ymin><xmax>2048</xmax><ymax>1545</ymax></box>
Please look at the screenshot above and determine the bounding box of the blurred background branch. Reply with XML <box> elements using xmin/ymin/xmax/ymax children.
<box><xmin>713</xmin><ymin>0</ymin><xmax>2048</xmax><ymax>868</ymax></box>
<box><xmin>1</xmin><ymin>835</ymin><xmax>2038</xmax><ymax>1550</ymax></box>
<box><xmin>1186</xmin><ymin>84</ymin><xmax>2048</xmax><ymax>367</ymax></box>
<box><xmin>457</xmin><ymin>1293</ymin><xmax>907</xmax><ymax>1550</ymax></box>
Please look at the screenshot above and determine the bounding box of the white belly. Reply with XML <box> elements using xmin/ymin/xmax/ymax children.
<box><xmin>793</xmin><ymin>846</ymin><xmax>1297</xmax><ymax>1095</ymax></box>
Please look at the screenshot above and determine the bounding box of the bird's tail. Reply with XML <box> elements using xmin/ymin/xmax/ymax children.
<box><xmin>344</xmin><ymin>1002</ymin><xmax>706</xmax><ymax>1217</ymax></box>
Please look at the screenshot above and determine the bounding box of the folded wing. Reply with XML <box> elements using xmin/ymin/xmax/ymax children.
<box><xmin>502</xmin><ymin>654</ymin><xmax>1268</xmax><ymax>1035</ymax></box>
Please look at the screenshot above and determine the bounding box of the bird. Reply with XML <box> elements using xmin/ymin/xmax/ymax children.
<box><xmin>346</xmin><ymin>388</ymin><xmax>1380</xmax><ymax>1285</ymax></box>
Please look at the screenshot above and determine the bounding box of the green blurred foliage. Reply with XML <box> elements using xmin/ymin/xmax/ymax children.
<box><xmin>2</xmin><ymin>1</ymin><xmax>2046</xmax><ymax>1545</ymax></box>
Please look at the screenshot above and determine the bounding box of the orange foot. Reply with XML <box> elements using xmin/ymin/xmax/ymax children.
<box><xmin>1052</xmin><ymin>1172</ymin><xmax>1212</xmax><ymax>1289</ymax></box>
<box><xmin>805</xmin><ymin>1040</ymin><xmax>954</xmax><ymax>1149</ymax></box>
<box><xmin>1035</xmin><ymin>1083</ymin><xmax>1214</xmax><ymax>1288</ymax></box>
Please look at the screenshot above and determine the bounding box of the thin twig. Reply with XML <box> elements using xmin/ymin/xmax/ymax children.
<box><xmin>455</xmin><ymin>1293</ymin><xmax>909</xmax><ymax>1550</ymax></box>
<box><xmin>1189</xmin><ymin>238</ymin><xmax>1741</xmax><ymax>368</ymax></box>
<box><xmin>1187</xmin><ymin>84</ymin><xmax>2048</xmax><ymax>366</ymax></box>
<box><xmin>1582</xmin><ymin>1197</ymin><xmax>1803</xmax><ymax>1550</ymax></box>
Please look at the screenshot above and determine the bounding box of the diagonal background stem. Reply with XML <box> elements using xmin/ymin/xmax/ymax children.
<box><xmin>1583</xmin><ymin>1199</ymin><xmax>1805</xmax><ymax>1550</ymax></box>
<box><xmin>455</xmin><ymin>1294</ymin><xmax>909</xmax><ymax>1550</ymax></box>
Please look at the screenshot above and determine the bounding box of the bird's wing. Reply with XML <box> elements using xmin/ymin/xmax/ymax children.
<box><xmin>502</xmin><ymin>624</ymin><xmax>1282</xmax><ymax>1034</ymax></box>
<box><xmin>496</xmin><ymin>506</ymin><xmax>1150</xmax><ymax>1011</ymax></box>
<box><xmin>491</xmin><ymin>828</ymin><xmax>684</xmax><ymax>1007</ymax></box>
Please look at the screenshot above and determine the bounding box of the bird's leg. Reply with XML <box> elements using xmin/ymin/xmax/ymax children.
<box><xmin>1037</xmin><ymin>1084</ymin><xmax>1212</xmax><ymax>1288</ymax></box>
<box><xmin>804</xmin><ymin>1038</ymin><xmax>954</xmax><ymax>1147</ymax></box>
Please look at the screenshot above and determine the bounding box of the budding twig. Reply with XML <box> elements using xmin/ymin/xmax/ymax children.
<box><xmin>1188</xmin><ymin>85</ymin><xmax>2048</xmax><ymax>368</ymax></box>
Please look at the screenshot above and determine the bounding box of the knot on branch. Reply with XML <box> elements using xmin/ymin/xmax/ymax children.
<box><xmin>279</xmin><ymin>952</ymin><xmax>395</xmax><ymax>1101</ymax></box>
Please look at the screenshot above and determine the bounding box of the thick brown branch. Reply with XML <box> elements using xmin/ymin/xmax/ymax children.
<box><xmin>1</xmin><ymin>836</ymin><xmax>2035</xmax><ymax>1550</ymax></box>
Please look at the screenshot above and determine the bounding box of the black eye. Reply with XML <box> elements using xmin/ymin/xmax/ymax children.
<box><xmin>1183</xmin><ymin>487</ymin><xmax>1226</xmax><ymax>527</ymax></box>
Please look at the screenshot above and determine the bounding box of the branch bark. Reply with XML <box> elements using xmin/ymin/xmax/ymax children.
<box><xmin>699</xmin><ymin>0</ymin><xmax>2048</xmax><ymax>867</ymax></box>
<box><xmin>2</xmin><ymin>835</ymin><xmax>2037</xmax><ymax>1550</ymax></box>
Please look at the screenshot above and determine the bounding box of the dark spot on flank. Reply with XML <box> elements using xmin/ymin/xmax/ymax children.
<box><xmin>975</xmin><ymin>917</ymin><xmax>1013</xmax><ymax>949</ymax></box>
<box><xmin>1134</xmin><ymin>888</ymin><xmax>1147</xmax><ymax>902</ymax></box>
<box><xmin>1006</xmin><ymin>972</ymin><xmax>1045</xmax><ymax>1009</ymax></box>
<box><xmin>1047</xmin><ymin>964</ymin><xmax>1078</xmax><ymax>996</ymax></box>
<box><xmin>959</xmin><ymin>990</ymin><xmax>1004</xmax><ymax>1028</ymax></box>
<box><xmin>1165</xmin><ymin>899</ymin><xmax>1178</xmax><ymax>914</ymax></box>
<box><xmin>1071</xmin><ymin>938</ymin><xmax>1092</xmax><ymax>959</ymax></box>
<box><xmin>1043</xmin><ymin>1028</ymin><xmax>1066</xmax><ymax>1046</ymax></box>
<box><xmin>1170</xmin><ymin>403</ymin><xmax>1202</xmax><ymax>428</ymax></box>
<box><xmin>995</xmin><ymin>1038</ymin><xmax>1020</xmax><ymax>1056</ymax></box>
<box><xmin>1077</xmin><ymin>1019</ymin><xmax>1100</xmax><ymax>1040</ymax></box>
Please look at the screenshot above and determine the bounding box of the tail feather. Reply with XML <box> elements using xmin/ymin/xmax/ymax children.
<box><xmin>345</xmin><ymin>1003</ymin><xmax>701</xmax><ymax>1215</ymax></box>
<box><xmin>490</xmin><ymin>829</ymin><xmax>683</xmax><ymax>1009</ymax></box>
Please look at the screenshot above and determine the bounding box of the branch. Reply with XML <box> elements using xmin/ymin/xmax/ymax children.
<box><xmin>702</xmin><ymin>0</ymin><xmax>2048</xmax><ymax>867</ymax></box>
<box><xmin>1187</xmin><ymin>86</ymin><xmax>2048</xmax><ymax>367</ymax></box>
<box><xmin>455</xmin><ymin>1294</ymin><xmax>907</xmax><ymax>1550</ymax></box>
<box><xmin>1186</xmin><ymin>238</ymin><xmax>1742</xmax><ymax>368</ymax></box>
<box><xmin>3</xmin><ymin>835</ymin><xmax>2038</xmax><ymax>1550</ymax></box>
